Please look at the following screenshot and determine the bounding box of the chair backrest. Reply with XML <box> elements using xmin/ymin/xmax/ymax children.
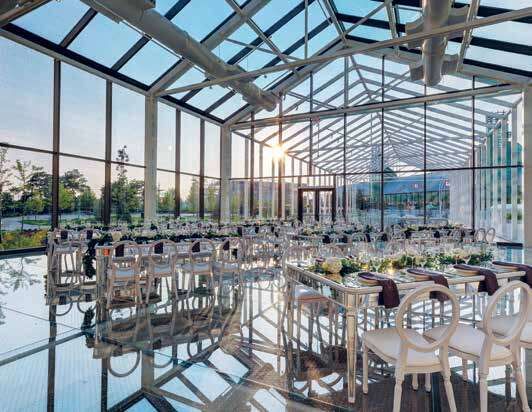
<box><xmin>395</xmin><ymin>284</ymin><xmax>459</xmax><ymax>353</ymax></box>
<box><xmin>147</xmin><ymin>239</ymin><xmax>177</xmax><ymax>268</ymax></box>
<box><xmin>218</xmin><ymin>237</ymin><xmax>243</xmax><ymax>264</ymax></box>
<box><xmin>481</xmin><ymin>280</ymin><xmax>529</xmax><ymax>347</ymax></box>
<box><xmin>485</xmin><ymin>227</ymin><xmax>496</xmax><ymax>243</ymax></box>
<box><xmin>109</xmin><ymin>241</ymin><xmax>140</xmax><ymax>281</ymax></box>
<box><xmin>474</xmin><ymin>228</ymin><xmax>486</xmax><ymax>243</ymax></box>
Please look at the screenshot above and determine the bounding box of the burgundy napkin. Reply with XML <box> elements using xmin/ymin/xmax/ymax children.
<box><xmin>222</xmin><ymin>240</ymin><xmax>230</xmax><ymax>251</ymax></box>
<box><xmin>154</xmin><ymin>242</ymin><xmax>164</xmax><ymax>254</ymax></box>
<box><xmin>454</xmin><ymin>264</ymin><xmax>499</xmax><ymax>295</ymax></box>
<box><xmin>358</xmin><ymin>272</ymin><xmax>400</xmax><ymax>308</ymax></box>
<box><xmin>191</xmin><ymin>242</ymin><xmax>201</xmax><ymax>253</ymax></box>
<box><xmin>323</xmin><ymin>235</ymin><xmax>331</xmax><ymax>244</ymax></box>
<box><xmin>254</xmin><ymin>225</ymin><xmax>260</xmax><ymax>233</ymax></box>
<box><xmin>115</xmin><ymin>243</ymin><xmax>125</xmax><ymax>257</ymax></box>
<box><xmin>492</xmin><ymin>261</ymin><xmax>532</xmax><ymax>287</ymax></box>
<box><xmin>237</xmin><ymin>227</ymin><xmax>243</xmax><ymax>236</ymax></box>
<box><xmin>60</xmin><ymin>230</ymin><xmax>68</xmax><ymax>240</ymax></box>
<box><xmin>86</xmin><ymin>229</ymin><xmax>93</xmax><ymax>240</ymax></box>
<box><xmin>407</xmin><ymin>268</ymin><xmax>449</xmax><ymax>301</ymax></box>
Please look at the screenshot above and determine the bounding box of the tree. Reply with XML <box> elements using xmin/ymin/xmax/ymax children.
<box><xmin>58</xmin><ymin>183</ymin><xmax>74</xmax><ymax>215</ymax></box>
<box><xmin>185</xmin><ymin>178</ymin><xmax>199</xmax><ymax>213</ymax></box>
<box><xmin>78</xmin><ymin>188</ymin><xmax>96</xmax><ymax>214</ymax></box>
<box><xmin>0</xmin><ymin>148</ymin><xmax>11</xmax><ymax>242</ymax></box>
<box><xmin>11</xmin><ymin>160</ymin><xmax>43</xmax><ymax>231</ymax></box>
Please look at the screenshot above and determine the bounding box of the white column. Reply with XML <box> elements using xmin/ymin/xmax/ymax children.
<box><xmin>511</xmin><ymin>106</ymin><xmax>519</xmax><ymax>241</ymax></box>
<box><xmin>243</xmin><ymin>138</ymin><xmax>249</xmax><ymax>218</ymax></box>
<box><xmin>500</xmin><ymin>116</ymin><xmax>508</xmax><ymax>239</ymax></box>
<box><xmin>220</xmin><ymin>126</ymin><xmax>231</xmax><ymax>223</ymax></box>
<box><xmin>258</xmin><ymin>145</ymin><xmax>263</xmax><ymax>219</ymax></box>
<box><xmin>144</xmin><ymin>95</ymin><xmax>157</xmax><ymax>223</ymax></box>
<box><xmin>523</xmin><ymin>88</ymin><xmax>532</xmax><ymax>247</ymax></box>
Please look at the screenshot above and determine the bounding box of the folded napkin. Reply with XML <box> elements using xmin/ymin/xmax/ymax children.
<box><xmin>323</xmin><ymin>235</ymin><xmax>331</xmax><ymax>244</ymax></box>
<box><xmin>86</xmin><ymin>229</ymin><xmax>93</xmax><ymax>240</ymax></box>
<box><xmin>454</xmin><ymin>264</ymin><xmax>499</xmax><ymax>295</ymax></box>
<box><xmin>492</xmin><ymin>261</ymin><xmax>532</xmax><ymax>287</ymax></box>
<box><xmin>341</xmin><ymin>235</ymin><xmax>349</xmax><ymax>244</ymax></box>
<box><xmin>364</xmin><ymin>233</ymin><xmax>371</xmax><ymax>242</ymax></box>
<box><xmin>237</xmin><ymin>227</ymin><xmax>243</xmax><ymax>236</ymax></box>
<box><xmin>154</xmin><ymin>242</ymin><xmax>164</xmax><ymax>254</ymax></box>
<box><xmin>358</xmin><ymin>272</ymin><xmax>400</xmax><ymax>308</ymax></box>
<box><xmin>406</xmin><ymin>268</ymin><xmax>449</xmax><ymax>301</ymax></box>
<box><xmin>191</xmin><ymin>242</ymin><xmax>201</xmax><ymax>253</ymax></box>
<box><xmin>254</xmin><ymin>225</ymin><xmax>260</xmax><ymax>233</ymax></box>
<box><xmin>60</xmin><ymin>230</ymin><xmax>68</xmax><ymax>240</ymax></box>
<box><xmin>115</xmin><ymin>243</ymin><xmax>125</xmax><ymax>257</ymax></box>
<box><xmin>222</xmin><ymin>240</ymin><xmax>230</xmax><ymax>251</ymax></box>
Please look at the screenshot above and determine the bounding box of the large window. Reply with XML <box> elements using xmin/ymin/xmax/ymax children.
<box><xmin>60</xmin><ymin>64</ymin><xmax>106</xmax><ymax>159</ymax></box>
<box><xmin>180</xmin><ymin>112</ymin><xmax>200</xmax><ymax>175</ymax></box>
<box><xmin>0</xmin><ymin>38</ymin><xmax>53</xmax><ymax>151</ymax></box>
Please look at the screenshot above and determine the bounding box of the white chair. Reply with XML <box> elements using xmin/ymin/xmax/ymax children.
<box><xmin>213</xmin><ymin>238</ymin><xmax>243</xmax><ymax>288</ymax></box>
<box><xmin>145</xmin><ymin>239</ymin><xmax>178</xmax><ymax>303</ymax></box>
<box><xmin>181</xmin><ymin>239</ymin><xmax>215</xmax><ymax>295</ymax></box>
<box><xmin>424</xmin><ymin>281</ymin><xmax>530</xmax><ymax>412</ymax></box>
<box><xmin>485</xmin><ymin>227</ymin><xmax>496</xmax><ymax>244</ymax></box>
<box><xmin>362</xmin><ymin>284</ymin><xmax>459</xmax><ymax>412</ymax></box>
<box><xmin>106</xmin><ymin>241</ymin><xmax>143</xmax><ymax>309</ymax></box>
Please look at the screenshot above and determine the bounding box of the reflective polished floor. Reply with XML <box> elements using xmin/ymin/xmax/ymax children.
<box><xmin>0</xmin><ymin>248</ymin><xmax>531</xmax><ymax>411</ymax></box>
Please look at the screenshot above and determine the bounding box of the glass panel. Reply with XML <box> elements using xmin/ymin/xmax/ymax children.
<box><xmin>171</xmin><ymin>0</ymin><xmax>233</xmax><ymax>41</ymax></box>
<box><xmin>112</xmin><ymin>84</ymin><xmax>145</xmax><ymax>166</ymax></box>
<box><xmin>231</xmin><ymin>134</ymin><xmax>247</xmax><ymax>178</ymax></box>
<box><xmin>69</xmin><ymin>15</ymin><xmax>142</xmax><ymax>68</ymax></box>
<box><xmin>346</xmin><ymin>173</ymin><xmax>381</xmax><ymax>228</ymax></box>
<box><xmin>230</xmin><ymin>179</ymin><xmax>249</xmax><ymax>221</ymax></box>
<box><xmin>111</xmin><ymin>163</ymin><xmax>144</xmax><ymax>224</ymax></box>
<box><xmin>204</xmin><ymin>178</ymin><xmax>220</xmax><ymax>221</ymax></box>
<box><xmin>59</xmin><ymin>156</ymin><xmax>104</xmax><ymax>227</ymax></box>
<box><xmin>384</xmin><ymin>172</ymin><xmax>424</xmax><ymax>227</ymax></box>
<box><xmin>60</xmin><ymin>63</ymin><xmax>106</xmax><ymax>159</ymax></box>
<box><xmin>0</xmin><ymin>38</ymin><xmax>53</xmax><ymax>150</ymax></box>
<box><xmin>14</xmin><ymin>0</ymin><xmax>89</xmax><ymax>44</ymax></box>
<box><xmin>204</xmin><ymin>122</ymin><xmax>220</xmax><ymax>178</ymax></box>
<box><xmin>0</xmin><ymin>148</ymin><xmax>51</xmax><ymax>250</ymax></box>
<box><xmin>180</xmin><ymin>174</ymin><xmax>199</xmax><ymax>219</ymax></box>
<box><xmin>119</xmin><ymin>41</ymin><xmax>178</xmax><ymax>85</ymax></box>
<box><xmin>180</xmin><ymin>112</ymin><xmax>200</xmax><ymax>174</ymax></box>
<box><xmin>157</xmin><ymin>103</ymin><xmax>176</xmax><ymax>171</ymax></box>
<box><xmin>157</xmin><ymin>170</ymin><xmax>175</xmax><ymax>217</ymax></box>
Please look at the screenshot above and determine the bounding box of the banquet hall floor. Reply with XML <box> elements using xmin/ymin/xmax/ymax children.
<box><xmin>0</xmin><ymin>247</ymin><xmax>530</xmax><ymax>411</ymax></box>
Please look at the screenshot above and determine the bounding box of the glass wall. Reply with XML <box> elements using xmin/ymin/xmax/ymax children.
<box><xmin>0</xmin><ymin>38</ymin><xmax>222</xmax><ymax>250</ymax></box>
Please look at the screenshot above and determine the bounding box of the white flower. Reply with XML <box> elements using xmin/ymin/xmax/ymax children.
<box><xmin>323</xmin><ymin>257</ymin><xmax>343</xmax><ymax>274</ymax></box>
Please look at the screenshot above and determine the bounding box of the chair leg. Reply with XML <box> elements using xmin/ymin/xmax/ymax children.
<box><xmin>424</xmin><ymin>373</ymin><xmax>431</xmax><ymax>392</ymax></box>
<box><xmin>512</xmin><ymin>356</ymin><xmax>530</xmax><ymax>412</ymax></box>
<box><xmin>362</xmin><ymin>342</ymin><xmax>369</xmax><ymax>394</ymax></box>
<box><xmin>393</xmin><ymin>373</ymin><xmax>404</xmax><ymax>412</ymax></box>
<box><xmin>412</xmin><ymin>373</ymin><xmax>419</xmax><ymax>390</ymax></box>
<box><xmin>462</xmin><ymin>359</ymin><xmax>468</xmax><ymax>381</ymax></box>
<box><xmin>442</xmin><ymin>358</ymin><xmax>457</xmax><ymax>412</ymax></box>
<box><xmin>479</xmin><ymin>372</ymin><xmax>488</xmax><ymax>412</ymax></box>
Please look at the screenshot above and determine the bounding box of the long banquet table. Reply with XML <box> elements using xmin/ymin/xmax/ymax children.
<box><xmin>284</xmin><ymin>262</ymin><xmax>527</xmax><ymax>404</ymax></box>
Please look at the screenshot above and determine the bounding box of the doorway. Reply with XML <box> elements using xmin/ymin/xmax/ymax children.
<box><xmin>297</xmin><ymin>187</ymin><xmax>336</xmax><ymax>223</ymax></box>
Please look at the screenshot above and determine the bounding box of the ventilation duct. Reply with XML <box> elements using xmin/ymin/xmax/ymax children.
<box><xmin>406</xmin><ymin>0</ymin><xmax>469</xmax><ymax>86</ymax></box>
<box><xmin>83</xmin><ymin>0</ymin><xmax>277</xmax><ymax>112</ymax></box>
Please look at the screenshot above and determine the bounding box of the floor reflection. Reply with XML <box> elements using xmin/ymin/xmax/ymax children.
<box><xmin>0</xmin><ymin>251</ymin><xmax>529</xmax><ymax>411</ymax></box>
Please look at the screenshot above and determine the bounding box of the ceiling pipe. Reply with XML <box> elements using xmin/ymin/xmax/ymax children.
<box><xmin>82</xmin><ymin>0</ymin><xmax>277</xmax><ymax>112</ymax></box>
<box><xmin>0</xmin><ymin>0</ymin><xmax>49</xmax><ymax>28</ymax></box>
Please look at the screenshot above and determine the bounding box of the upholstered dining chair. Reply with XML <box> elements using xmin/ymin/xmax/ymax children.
<box><xmin>362</xmin><ymin>284</ymin><xmax>460</xmax><ymax>412</ymax></box>
<box><xmin>424</xmin><ymin>281</ymin><xmax>530</xmax><ymax>412</ymax></box>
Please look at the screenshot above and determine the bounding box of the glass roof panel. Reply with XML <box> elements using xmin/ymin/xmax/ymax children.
<box><xmin>14</xmin><ymin>0</ymin><xmax>89</xmax><ymax>43</ymax></box>
<box><xmin>155</xmin><ymin>0</ymin><xmax>182</xmax><ymax>15</ymax></box>
<box><xmin>465</xmin><ymin>44</ymin><xmax>532</xmax><ymax>73</ymax></box>
<box><xmin>252</xmin><ymin>0</ymin><xmax>301</xmax><ymax>31</ymax></box>
<box><xmin>119</xmin><ymin>41</ymin><xmax>178</xmax><ymax>84</ymax></box>
<box><xmin>211</xmin><ymin>94</ymin><xmax>247</xmax><ymax>119</ymax></box>
<box><xmin>473</xmin><ymin>22</ymin><xmax>531</xmax><ymax>46</ymax></box>
<box><xmin>166</xmin><ymin>68</ymin><xmax>206</xmax><ymax>99</ymax></box>
<box><xmin>69</xmin><ymin>15</ymin><xmax>142</xmax><ymax>67</ymax></box>
<box><xmin>333</xmin><ymin>0</ymin><xmax>388</xmax><ymax>20</ymax></box>
<box><xmin>170</xmin><ymin>0</ymin><xmax>233</xmax><ymax>42</ymax></box>
<box><xmin>187</xmin><ymin>85</ymin><xmax>231</xmax><ymax>110</ymax></box>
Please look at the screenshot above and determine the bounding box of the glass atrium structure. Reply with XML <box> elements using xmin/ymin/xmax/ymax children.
<box><xmin>1</xmin><ymin>1</ymin><xmax>532</xmax><ymax>411</ymax></box>
<box><xmin>0</xmin><ymin>0</ymin><xmax>531</xmax><ymax>250</ymax></box>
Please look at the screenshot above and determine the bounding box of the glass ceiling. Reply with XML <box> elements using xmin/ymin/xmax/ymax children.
<box><xmin>4</xmin><ymin>0</ymin><xmax>532</xmax><ymax>173</ymax></box>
